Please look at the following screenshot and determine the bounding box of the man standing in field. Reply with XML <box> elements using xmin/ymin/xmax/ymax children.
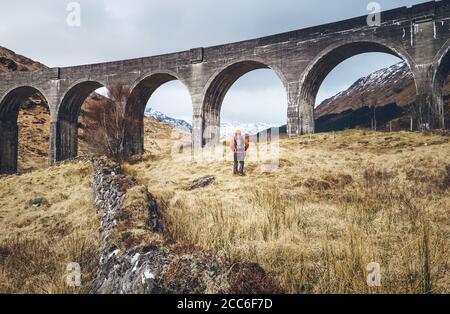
<box><xmin>230</xmin><ymin>130</ymin><xmax>250</xmax><ymax>176</ymax></box>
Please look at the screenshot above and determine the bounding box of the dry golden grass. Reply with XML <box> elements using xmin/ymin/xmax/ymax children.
<box><xmin>124</xmin><ymin>129</ymin><xmax>450</xmax><ymax>294</ymax></box>
<box><xmin>0</xmin><ymin>161</ymin><xmax>100</xmax><ymax>293</ymax></box>
<box><xmin>17</xmin><ymin>104</ymin><xmax>50</xmax><ymax>173</ymax></box>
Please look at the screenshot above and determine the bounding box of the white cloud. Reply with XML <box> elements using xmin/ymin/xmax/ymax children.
<box><xmin>222</xmin><ymin>88</ymin><xmax>287</xmax><ymax>124</ymax></box>
<box><xmin>146</xmin><ymin>81</ymin><xmax>193</xmax><ymax>124</ymax></box>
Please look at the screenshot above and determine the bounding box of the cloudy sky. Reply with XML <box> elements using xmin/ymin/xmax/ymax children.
<box><xmin>0</xmin><ymin>0</ymin><xmax>425</xmax><ymax>124</ymax></box>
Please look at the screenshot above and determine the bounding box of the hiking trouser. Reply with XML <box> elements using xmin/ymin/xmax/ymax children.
<box><xmin>234</xmin><ymin>154</ymin><xmax>244</xmax><ymax>175</ymax></box>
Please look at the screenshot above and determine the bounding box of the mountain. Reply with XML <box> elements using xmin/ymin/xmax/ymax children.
<box><xmin>144</xmin><ymin>108</ymin><xmax>289</xmax><ymax>139</ymax></box>
<box><xmin>315</xmin><ymin>62</ymin><xmax>415</xmax><ymax>118</ymax></box>
<box><xmin>220</xmin><ymin>121</ymin><xmax>283</xmax><ymax>139</ymax></box>
<box><xmin>315</xmin><ymin>61</ymin><xmax>450</xmax><ymax>131</ymax></box>
<box><xmin>144</xmin><ymin>107</ymin><xmax>192</xmax><ymax>133</ymax></box>
<box><xmin>0</xmin><ymin>47</ymin><xmax>47</xmax><ymax>74</ymax></box>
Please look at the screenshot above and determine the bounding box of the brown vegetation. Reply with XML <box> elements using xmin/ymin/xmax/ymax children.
<box><xmin>0</xmin><ymin>161</ymin><xmax>99</xmax><ymax>293</ymax></box>
<box><xmin>124</xmin><ymin>129</ymin><xmax>450</xmax><ymax>293</ymax></box>
<box><xmin>0</xmin><ymin>46</ymin><xmax>46</xmax><ymax>74</ymax></box>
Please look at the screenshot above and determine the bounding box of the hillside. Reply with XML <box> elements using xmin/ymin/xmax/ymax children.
<box><xmin>125</xmin><ymin>129</ymin><xmax>450</xmax><ymax>293</ymax></box>
<box><xmin>315</xmin><ymin>62</ymin><xmax>450</xmax><ymax>132</ymax></box>
<box><xmin>145</xmin><ymin>107</ymin><xmax>193</xmax><ymax>133</ymax></box>
<box><xmin>0</xmin><ymin>47</ymin><xmax>46</xmax><ymax>74</ymax></box>
<box><xmin>315</xmin><ymin>62</ymin><xmax>415</xmax><ymax>118</ymax></box>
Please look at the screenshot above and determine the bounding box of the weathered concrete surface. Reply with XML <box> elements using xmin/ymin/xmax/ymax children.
<box><xmin>1</xmin><ymin>1</ymin><xmax>450</xmax><ymax>173</ymax></box>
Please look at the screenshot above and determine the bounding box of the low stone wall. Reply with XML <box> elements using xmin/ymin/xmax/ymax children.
<box><xmin>90</xmin><ymin>159</ymin><xmax>280</xmax><ymax>294</ymax></box>
<box><xmin>91</xmin><ymin>158</ymin><xmax>161</xmax><ymax>293</ymax></box>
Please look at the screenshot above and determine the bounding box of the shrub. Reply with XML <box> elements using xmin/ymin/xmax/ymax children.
<box><xmin>27</xmin><ymin>196</ymin><xmax>49</xmax><ymax>208</ymax></box>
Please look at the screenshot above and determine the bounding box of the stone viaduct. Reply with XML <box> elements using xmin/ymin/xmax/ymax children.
<box><xmin>1</xmin><ymin>1</ymin><xmax>450</xmax><ymax>174</ymax></box>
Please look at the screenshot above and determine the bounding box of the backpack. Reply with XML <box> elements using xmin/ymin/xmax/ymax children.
<box><xmin>234</xmin><ymin>135</ymin><xmax>245</xmax><ymax>152</ymax></box>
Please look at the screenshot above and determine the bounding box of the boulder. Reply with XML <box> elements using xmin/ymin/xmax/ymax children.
<box><xmin>186</xmin><ymin>176</ymin><xmax>215</xmax><ymax>191</ymax></box>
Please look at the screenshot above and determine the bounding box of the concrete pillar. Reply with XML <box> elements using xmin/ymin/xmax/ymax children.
<box><xmin>414</xmin><ymin>65</ymin><xmax>445</xmax><ymax>130</ymax></box>
<box><xmin>202</xmin><ymin>108</ymin><xmax>220</xmax><ymax>146</ymax></box>
<box><xmin>192</xmin><ymin>91</ymin><xmax>220</xmax><ymax>148</ymax></box>
<box><xmin>190</xmin><ymin>92</ymin><xmax>205</xmax><ymax>150</ymax></box>
<box><xmin>287</xmin><ymin>107</ymin><xmax>299</xmax><ymax>137</ymax></box>
<box><xmin>52</xmin><ymin>117</ymin><xmax>78</xmax><ymax>162</ymax></box>
<box><xmin>49</xmin><ymin>121</ymin><xmax>57</xmax><ymax>165</ymax></box>
<box><xmin>299</xmin><ymin>101</ymin><xmax>315</xmax><ymax>135</ymax></box>
<box><xmin>432</xmin><ymin>59</ymin><xmax>449</xmax><ymax>131</ymax></box>
<box><xmin>135</xmin><ymin>121</ymin><xmax>145</xmax><ymax>155</ymax></box>
<box><xmin>287</xmin><ymin>81</ymin><xmax>299</xmax><ymax>137</ymax></box>
<box><xmin>192</xmin><ymin>114</ymin><xmax>203</xmax><ymax>150</ymax></box>
<box><xmin>0</xmin><ymin>120</ymin><xmax>19</xmax><ymax>174</ymax></box>
<box><xmin>289</xmin><ymin>81</ymin><xmax>314</xmax><ymax>136</ymax></box>
<box><xmin>124</xmin><ymin>118</ymin><xmax>144</xmax><ymax>156</ymax></box>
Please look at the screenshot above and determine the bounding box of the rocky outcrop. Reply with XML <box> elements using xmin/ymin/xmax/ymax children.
<box><xmin>0</xmin><ymin>46</ymin><xmax>47</xmax><ymax>74</ymax></box>
<box><xmin>90</xmin><ymin>159</ymin><xmax>279</xmax><ymax>294</ymax></box>
<box><xmin>186</xmin><ymin>176</ymin><xmax>215</xmax><ymax>191</ymax></box>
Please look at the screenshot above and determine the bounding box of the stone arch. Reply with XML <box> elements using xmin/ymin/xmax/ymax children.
<box><xmin>201</xmin><ymin>59</ymin><xmax>288</xmax><ymax>145</ymax></box>
<box><xmin>0</xmin><ymin>85</ymin><xmax>50</xmax><ymax>174</ymax></box>
<box><xmin>55</xmin><ymin>80</ymin><xmax>105</xmax><ymax>161</ymax></box>
<box><xmin>125</xmin><ymin>71</ymin><xmax>192</xmax><ymax>155</ymax></box>
<box><xmin>297</xmin><ymin>40</ymin><xmax>417</xmax><ymax>134</ymax></box>
<box><xmin>433</xmin><ymin>43</ymin><xmax>450</xmax><ymax>129</ymax></box>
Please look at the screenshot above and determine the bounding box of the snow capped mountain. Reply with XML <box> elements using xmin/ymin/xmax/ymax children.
<box><xmin>220</xmin><ymin>121</ymin><xmax>282</xmax><ymax>139</ymax></box>
<box><xmin>145</xmin><ymin>108</ymin><xmax>193</xmax><ymax>133</ymax></box>
<box><xmin>144</xmin><ymin>107</ymin><xmax>282</xmax><ymax>139</ymax></box>
<box><xmin>347</xmin><ymin>62</ymin><xmax>410</xmax><ymax>94</ymax></box>
<box><xmin>315</xmin><ymin>61</ymin><xmax>415</xmax><ymax>118</ymax></box>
